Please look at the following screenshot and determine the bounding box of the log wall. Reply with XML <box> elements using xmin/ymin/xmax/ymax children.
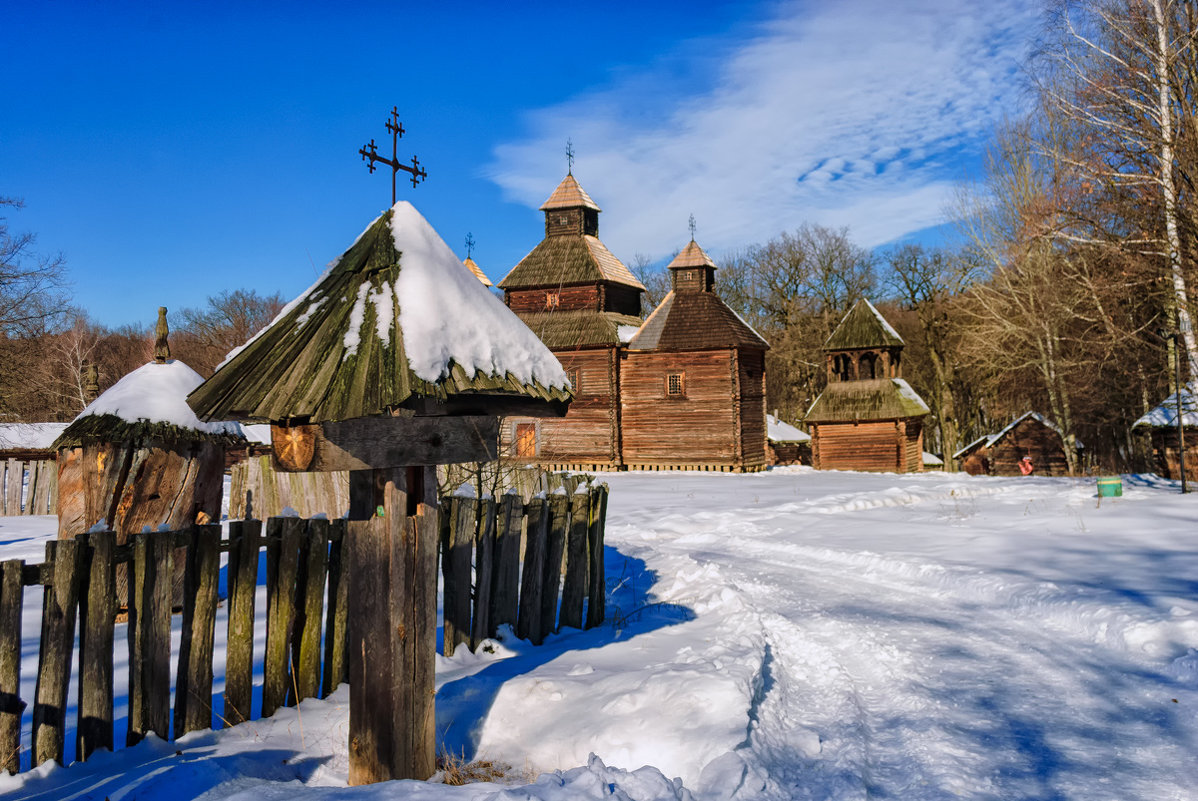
<box><xmin>1148</xmin><ymin>428</ymin><xmax>1198</xmax><ymax>482</ymax></box>
<box><xmin>987</xmin><ymin>418</ymin><xmax>1070</xmax><ymax>476</ymax></box>
<box><xmin>507</xmin><ymin>285</ymin><xmax>601</xmax><ymax>314</ymax></box>
<box><xmin>811</xmin><ymin>420</ymin><xmax>924</xmax><ymax>473</ymax></box>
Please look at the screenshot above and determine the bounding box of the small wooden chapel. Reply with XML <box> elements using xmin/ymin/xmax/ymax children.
<box><xmin>805</xmin><ymin>299</ymin><xmax>930</xmax><ymax>472</ymax></box>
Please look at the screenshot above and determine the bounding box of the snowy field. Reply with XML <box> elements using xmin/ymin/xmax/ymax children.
<box><xmin>3</xmin><ymin>467</ymin><xmax>1198</xmax><ymax>800</ymax></box>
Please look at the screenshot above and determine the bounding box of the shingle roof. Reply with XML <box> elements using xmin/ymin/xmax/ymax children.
<box><xmin>463</xmin><ymin>256</ymin><xmax>493</xmax><ymax>287</ymax></box>
<box><xmin>188</xmin><ymin>204</ymin><xmax>570</xmax><ymax>424</ymax></box>
<box><xmin>804</xmin><ymin>378</ymin><xmax>930</xmax><ymax>423</ymax></box>
<box><xmin>824</xmin><ymin>299</ymin><xmax>904</xmax><ymax>351</ymax></box>
<box><xmin>667</xmin><ymin>240</ymin><xmax>717</xmax><ymax>270</ymax></box>
<box><xmin>628</xmin><ymin>290</ymin><xmax>768</xmax><ymax>351</ymax></box>
<box><xmin>498</xmin><ymin>235</ymin><xmax>645</xmax><ymax>291</ymax></box>
<box><xmin>540</xmin><ymin>174</ymin><xmax>600</xmax><ymax>211</ymax></box>
<box><xmin>516</xmin><ymin>310</ymin><xmax>645</xmax><ymax>350</ymax></box>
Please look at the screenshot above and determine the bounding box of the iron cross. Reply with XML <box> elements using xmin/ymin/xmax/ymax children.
<box><xmin>566</xmin><ymin>138</ymin><xmax>575</xmax><ymax>175</ymax></box>
<box><xmin>465</xmin><ymin>232</ymin><xmax>476</xmax><ymax>259</ymax></box>
<box><xmin>688</xmin><ymin>214</ymin><xmax>697</xmax><ymax>241</ymax></box>
<box><xmin>359</xmin><ymin>106</ymin><xmax>427</xmax><ymax>204</ymax></box>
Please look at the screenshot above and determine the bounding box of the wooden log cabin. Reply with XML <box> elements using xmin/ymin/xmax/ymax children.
<box><xmin>953</xmin><ymin>412</ymin><xmax>1075</xmax><ymax>476</ymax></box>
<box><xmin>621</xmin><ymin>240</ymin><xmax>769</xmax><ymax>471</ymax></box>
<box><xmin>804</xmin><ymin>299</ymin><xmax>930</xmax><ymax>473</ymax></box>
<box><xmin>498</xmin><ymin>173</ymin><xmax>645</xmax><ymax>471</ymax></box>
<box><xmin>1133</xmin><ymin>383</ymin><xmax>1198</xmax><ymax>482</ymax></box>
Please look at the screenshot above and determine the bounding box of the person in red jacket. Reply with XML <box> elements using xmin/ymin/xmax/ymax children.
<box><xmin>1018</xmin><ymin>455</ymin><xmax>1035</xmax><ymax>476</ymax></box>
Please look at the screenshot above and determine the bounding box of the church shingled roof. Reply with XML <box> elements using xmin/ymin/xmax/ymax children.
<box><xmin>188</xmin><ymin>203</ymin><xmax>570</xmax><ymax>424</ymax></box>
<box><xmin>667</xmin><ymin>240</ymin><xmax>718</xmax><ymax>270</ymax></box>
<box><xmin>498</xmin><ymin>235</ymin><xmax>645</xmax><ymax>291</ymax></box>
<box><xmin>463</xmin><ymin>256</ymin><xmax>493</xmax><ymax>287</ymax></box>
<box><xmin>824</xmin><ymin>299</ymin><xmax>904</xmax><ymax>351</ymax></box>
<box><xmin>803</xmin><ymin>378</ymin><xmax>930</xmax><ymax>423</ymax></box>
<box><xmin>539</xmin><ymin>174</ymin><xmax>600</xmax><ymax>211</ymax></box>
<box><xmin>517</xmin><ymin>310</ymin><xmax>646</xmax><ymax>350</ymax></box>
<box><xmin>629</xmin><ymin>291</ymin><xmax>768</xmax><ymax>351</ymax></box>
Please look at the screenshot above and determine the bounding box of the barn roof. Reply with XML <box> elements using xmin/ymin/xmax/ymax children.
<box><xmin>498</xmin><ymin>234</ymin><xmax>645</xmax><ymax>291</ymax></box>
<box><xmin>516</xmin><ymin>309</ymin><xmax>645</xmax><ymax>350</ymax></box>
<box><xmin>0</xmin><ymin>423</ymin><xmax>69</xmax><ymax>454</ymax></box>
<box><xmin>1133</xmin><ymin>382</ymin><xmax>1198</xmax><ymax>429</ymax></box>
<box><xmin>767</xmin><ymin>414</ymin><xmax>810</xmax><ymax>443</ymax></box>
<box><xmin>804</xmin><ymin>378</ymin><xmax>930</xmax><ymax>423</ymax></box>
<box><xmin>188</xmin><ymin>202</ymin><xmax>570</xmax><ymax>424</ymax></box>
<box><xmin>55</xmin><ymin>360</ymin><xmax>246</xmax><ymax>448</ymax></box>
<box><xmin>539</xmin><ymin>173</ymin><xmax>600</xmax><ymax>211</ymax></box>
<box><xmin>628</xmin><ymin>291</ymin><xmax>768</xmax><ymax>351</ymax></box>
<box><xmin>824</xmin><ymin>299</ymin><xmax>904</xmax><ymax>351</ymax></box>
<box><xmin>463</xmin><ymin>256</ymin><xmax>493</xmax><ymax>288</ymax></box>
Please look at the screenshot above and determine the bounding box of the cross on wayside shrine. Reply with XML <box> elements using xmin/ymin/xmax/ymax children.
<box><xmin>359</xmin><ymin>106</ymin><xmax>427</xmax><ymax>204</ymax></box>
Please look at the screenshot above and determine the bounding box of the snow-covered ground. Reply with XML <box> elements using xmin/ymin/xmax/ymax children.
<box><xmin>3</xmin><ymin>467</ymin><xmax>1198</xmax><ymax>800</ymax></box>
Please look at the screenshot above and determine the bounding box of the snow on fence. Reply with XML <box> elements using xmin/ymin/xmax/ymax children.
<box><xmin>0</xmin><ymin>459</ymin><xmax>57</xmax><ymax>516</ymax></box>
<box><xmin>0</xmin><ymin>484</ymin><xmax>608</xmax><ymax>774</ymax></box>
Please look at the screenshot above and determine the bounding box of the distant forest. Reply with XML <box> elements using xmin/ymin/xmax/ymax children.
<box><xmin>3</xmin><ymin>1</ymin><xmax>1196</xmax><ymax>473</ymax></box>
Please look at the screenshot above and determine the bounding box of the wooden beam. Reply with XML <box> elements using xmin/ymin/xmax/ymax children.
<box><xmin>271</xmin><ymin>416</ymin><xmax>500</xmax><ymax>472</ymax></box>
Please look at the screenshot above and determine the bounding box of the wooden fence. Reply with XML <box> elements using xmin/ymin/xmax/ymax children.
<box><xmin>228</xmin><ymin>455</ymin><xmax>349</xmax><ymax>519</ymax></box>
<box><xmin>0</xmin><ymin>483</ymin><xmax>608</xmax><ymax>774</ymax></box>
<box><xmin>0</xmin><ymin>459</ymin><xmax>57</xmax><ymax>516</ymax></box>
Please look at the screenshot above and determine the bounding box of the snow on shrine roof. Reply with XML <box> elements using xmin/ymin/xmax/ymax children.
<box><xmin>1134</xmin><ymin>382</ymin><xmax>1198</xmax><ymax>428</ymax></box>
<box><xmin>188</xmin><ymin>202</ymin><xmax>570</xmax><ymax>424</ymax></box>
<box><xmin>539</xmin><ymin>174</ymin><xmax>600</xmax><ymax>211</ymax></box>
<box><xmin>56</xmin><ymin>360</ymin><xmax>245</xmax><ymax>447</ymax></box>
<box><xmin>667</xmin><ymin>240</ymin><xmax>717</xmax><ymax>270</ymax></box>
<box><xmin>767</xmin><ymin>415</ymin><xmax>810</xmax><ymax>443</ymax></box>
<box><xmin>0</xmin><ymin>423</ymin><xmax>69</xmax><ymax>451</ymax></box>
<box><xmin>824</xmin><ymin>299</ymin><xmax>904</xmax><ymax>351</ymax></box>
<box><xmin>462</xmin><ymin>256</ymin><xmax>493</xmax><ymax>288</ymax></box>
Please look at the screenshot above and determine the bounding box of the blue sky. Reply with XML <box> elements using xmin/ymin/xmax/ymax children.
<box><xmin>3</xmin><ymin>1</ymin><xmax>1040</xmax><ymax>329</ymax></box>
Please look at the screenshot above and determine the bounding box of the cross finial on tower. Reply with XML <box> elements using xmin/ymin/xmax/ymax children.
<box><xmin>359</xmin><ymin>106</ymin><xmax>427</xmax><ymax>204</ymax></box>
<box><xmin>688</xmin><ymin>214</ymin><xmax>697</xmax><ymax>242</ymax></box>
<box><xmin>566</xmin><ymin>138</ymin><xmax>575</xmax><ymax>175</ymax></box>
<box><xmin>465</xmin><ymin>232</ymin><xmax>476</xmax><ymax>259</ymax></box>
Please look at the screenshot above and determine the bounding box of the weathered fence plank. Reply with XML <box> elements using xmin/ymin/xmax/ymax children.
<box><xmin>32</xmin><ymin>539</ymin><xmax>83</xmax><ymax>766</ymax></box>
<box><xmin>517</xmin><ymin>496</ymin><xmax>548</xmax><ymax>644</ymax></box>
<box><xmin>322</xmin><ymin>519</ymin><xmax>349</xmax><ymax>698</ymax></box>
<box><xmin>5</xmin><ymin>460</ymin><xmax>22</xmax><ymax>515</ymax></box>
<box><xmin>174</xmin><ymin>524</ymin><xmax>221</xmax><ymax>737</ymax></box>
<box><xmin>127</xmin><ymin>531</ymin><xmax>174</xmax><ymax>746</ymax></box>
<box><xmin>291</xmin><ymin>518</ymin><xmax>328</xmax><ymax>705</ymax></box>
<box><xmin>490</xmin><ymin>493</ymin><xmax>523</xmax><ymax>633</ymax></box>
<box><xmin>263</xmin><ymin>516</ymin><xmax>302</xmax><ymax>718</ymax></box>
<box><xmin>441</xmin><ymin>496</ymin><xmax>475</xmax><ymax>657</ymax></box>
<box><xmin>470</xmin><ymin>497</ymin><xmax>496</xmax><ymax>649</ymax></box>
<box><xmin>559</xmin><ymin>489</ymin><xmax>590</xmax><ymax>630</ymax></box>
<box><xmin>78</xmin><ymin>531</ymin><xmax>116</xmax><ymax>761</ymax></box>
<box><xmin>0</xmin><ymin>559</ymin><xmax>25</xmax><ymax>773</ymax></box>
<box><xmin>409</xmin><ymin>507</ymin><xmax>438</xmax><ymax>780</ymax></box>
<box><xmin>224</xmin><ymin>519</ymin><xmax>259</xmax><ymax>726</ymax></box>
<box><xmin>539</xmin><ymin>493</ymin><xmax>570</xmax><ymax>641</ymax></box>
<box><xmin>586</xmin><ymin>485</ymin><xmax>609</xmax><ymax>628</ymax></box>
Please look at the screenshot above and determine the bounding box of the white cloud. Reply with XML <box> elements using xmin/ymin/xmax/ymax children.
<box><xmin>487</xmin><ymin>0</ymin><xmax>1039</xmax><ymax>259</ymax></box>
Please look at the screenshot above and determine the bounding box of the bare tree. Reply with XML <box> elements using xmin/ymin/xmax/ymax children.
<box><xmin>175</xmin><ymin>289</ymin><xmax>285</xmax><ymax>375</ymax></box>
<box><xmin>0</xmin><ymin>198</ymin><xmax>70</xmax><ymax>336</ymax></box>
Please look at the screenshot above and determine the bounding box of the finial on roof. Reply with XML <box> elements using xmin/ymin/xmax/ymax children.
<box><xmin>566</xmin><ymin>138</ymin><xmax>575</xmax><ymax>175</ymax></box>
<box><xmin>465</xmin><ymin>232</ymin><xmax>475</xmax><ymax>259</ymax></box>
<box><xmin>688</xmin><ymin>214</ymin><xmax>697</xmax><ymax>242</ymax></box>
<box><xmin>83</xmin><ymin>361</ymin><xmax>100</xmax><ymax>404</ymax></box>
<box><xmin>154</xmin><ymin>307</ymin><xmax>170</xmax><ymax>364</ymax></box>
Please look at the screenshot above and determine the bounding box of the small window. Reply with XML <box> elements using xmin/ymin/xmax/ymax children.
<box><xmin>515</xmin><ymin>422</ymin><xmax>536</xmax><ymax>458</ymax></box>
<box><xmin>546</xmin><ymin>291</ymin><xmax>560</xmax><ymax>310</ymax></box>
<box><xmin>566</xmin><ymin>367</ymin><xmax>581</xmax><ymax>393</ymax></box>
<box><xmin>667</xmin><ymin>372</ymin><xmax>685</xmax><ymax>397</ymax></box>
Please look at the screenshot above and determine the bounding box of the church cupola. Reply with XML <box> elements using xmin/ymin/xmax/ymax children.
<box><xmin>540</xmin><ymin>173</ymin><xmax>600</xmax><ymax>238</ymax></box>
<box><xmin>667</xmin><ymin>239</ymin><xmax>717</xmax><ymax>293</ymax></box>
<box><xmin>822</xmin><ymin>299</ymin><xmax>905</xmax><ymax>382</ymax></box>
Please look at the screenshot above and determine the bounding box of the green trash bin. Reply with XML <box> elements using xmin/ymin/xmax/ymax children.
<box><xmin>1097</xmin><ymin>476</ymin><xmax>1122</xmax><ymax>497</ymax></box>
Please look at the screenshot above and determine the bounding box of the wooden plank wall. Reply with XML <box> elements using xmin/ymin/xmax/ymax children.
<box><xmin>813</xmin><ymin>420</ymin><xmax>906</xmax><ymax>472</ymax></box>
<box><xmin>620</xmin><ymin>350</ymin><xmax>738</xmax><ymax>466</ymax></box>
<box><xmin>1149</xmin><ymin>429</ymin><xmax>1198</xmax><ymax>482</ymax></box>
<box><xmin>737</xmin><ymin>350</ymin><xmax>768</xmax><ymax>470</ymax></box>
<box><xmin>228</xmin><ymin>455</ymin><xmax>350</xmax><ymax>519</ymax></box>
<box><xmin>0</xmin><ymin>459</ymin><xmax>58</xmax><ymax>516</ymax></box>
<box><xmin>507</xmin><ymin>285</ymin><xmax>601</xmax><ymax>314</ymax></box>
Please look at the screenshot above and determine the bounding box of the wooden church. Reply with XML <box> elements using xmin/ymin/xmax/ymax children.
<box><xmin>804</xmin><ymin>299</ymin><xmax>930</xmax><ymax>472</ymax></box>
<box><xmin>499</xmin><ymin>173</ymin><xmax>769</xmax><ymax>471</ymax></box>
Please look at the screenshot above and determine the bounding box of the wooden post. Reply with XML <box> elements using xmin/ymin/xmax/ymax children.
<box><xmin>78</xmin><ymin>531</ymin><xmax>116</xmax><ymax>761</ymax></box>
<box><xmin>5</xmin><ymin>459</ymin><xmax>20</xmax><ymax>515</ymax></box>
<box><xmin>490</xmin><ymin>493</ymin><xmax>523</xmax><ymax>633</ymax></box>
<box><xmin>322</xmin><ymin>519</ymin><xmax>349</xmax><ymax>697</ymax></box>
<box><xmin>263</xmin><ymin>516</ymin><xmax>302</xmax><ymax>718</ymax></box>
<box><xmin>517</xmin><ymin>496</ymin><xmax>548</xmax><ymax>644</ymax></box>
<box><xmin>224</xmin><ymin>519</ymin><xmax>260</xmax><ymax>726</ymax></box>
<box><xmin>585</xmin><ymin>485</ymin><xmax>609</xmax><ymax>629</ymax></box>
<box><xmin>441</xmin><ymin>496</ymin><xmax>475</xmax><ymax>657</ymax></box>
<box><xmin>127</xmin><ymin>531</ymin><xmax>173</xmax><ymax>746</ymax></box>
<box><xmin>471</xmin><ymin>497</ymin><xmax>497</xmax><ymax>648</ymax></box>
<box><xmin>540</xmin><ymin>493</ymin><xmax>570</xmax><ymax>641</ymax></box>
<box><xmin>174</xmin><ymin>524</ymin><xmax>221</xmax><ymax>737</ymax></box>
<box><xmin>292</xmin><ymin>518</ymin><xmax>329</xmax><ymax>704</ymax></box>
<box><xmin>32</xmin><ymin>539</ymin><xmax>83</xmax><ymax>766</ymax></box>
<box><xmin>0</xmin><ymin>559</ymin><xmax>25</xmax><ymax>773</ymax></box>
<box><xmin>559</xmin><ymin>490</ymin><xmax>590</xmax><ymax>630</ymax></box>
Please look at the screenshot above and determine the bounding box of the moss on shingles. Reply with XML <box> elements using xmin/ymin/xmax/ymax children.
<box><xmin>52</xmin><ymin>414</ymin><xmax>246</xmax><ymax>450</ymax></box>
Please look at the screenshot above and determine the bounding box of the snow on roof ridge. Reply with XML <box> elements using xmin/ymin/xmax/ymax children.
<box><xmin>767</xmin><ymin>414</ymin><xmax>810</xmax><ymax>443</ymax></box>
<box><xmin>1133</xmin><ymin>381</ymin><xmax>1198</xmax><ymax>428</ymax></box>
<box><xmin>79</xmin><ymin>360</ymin><xmax>242</xmax><ymax>436</ymax></box>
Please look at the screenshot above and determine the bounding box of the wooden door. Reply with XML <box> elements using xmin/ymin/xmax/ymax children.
<box><xmin>515</xmin><ymin>423</ymin><xmax>536</xmax><ymax>458</ymax></box>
